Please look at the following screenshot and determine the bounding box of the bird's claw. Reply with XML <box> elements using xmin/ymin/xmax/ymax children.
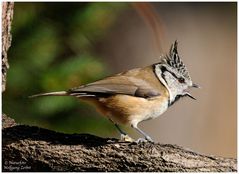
<box><xmin>145</xmin><ymin>136</ymin><xmax>154</xmax><ymax>142</ymax></box>
<box><xmin>120</xmin><ymin>134</ymin><xmax>134</xmax><ymax>142</ymax></box>
<box><xmin>135</xmin><ymin>136</ymin><xmax>154</xmax><ymax>143</ymax></box>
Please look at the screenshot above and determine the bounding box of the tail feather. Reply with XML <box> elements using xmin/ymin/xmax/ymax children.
<box><xmin>29</xmin><ymin>91</ymin><xmax>96</xmax><ymax>98</ymax></box>
<box><xmin>69</xmin><ymin>93</ymin><xmax>96</xmax><ymax>97</ymax></box>
<box><xmin>29</xmin><ymin>91</ymin><xmax>68</xmax><ymax>98</ymax></box>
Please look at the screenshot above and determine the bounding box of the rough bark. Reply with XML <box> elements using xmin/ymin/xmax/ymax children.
<box><xmin>2</xmin><ymin>115</ymin><xmax>236</xmax><ymax>172</ymax></box>
<box><xmin>2</xmin><ymin>2</ymin><xmax>14</xmax><ymax>92</ymax></box>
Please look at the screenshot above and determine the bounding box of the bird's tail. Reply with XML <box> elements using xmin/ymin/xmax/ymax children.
<box><xmin>29</xmin><ymin>91</ymin><xmax>68</xmax><ymax>98</ymax></box>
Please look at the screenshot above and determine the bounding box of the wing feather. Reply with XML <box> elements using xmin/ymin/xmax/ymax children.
<box><xmin>69</xmin><ymin>73</ymin><xmax>160</xmax><ymax>98</ymax></box>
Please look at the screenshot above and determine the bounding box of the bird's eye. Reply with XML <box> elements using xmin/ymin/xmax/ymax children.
<box><xmin>178</xmin><ymin>77</ymin><xmax>185</xmax><ymax>83</ymax></box>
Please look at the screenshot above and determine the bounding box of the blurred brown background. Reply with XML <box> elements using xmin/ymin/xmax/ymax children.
<box><xmin>97</xmin><ymin>2</ymin><xmax>237</xmax><ymax>158</ymax></box>
<box><xmin>4</xmin><ymin>2</ymin><xmax>236</xmax><ymax>158</ymax></box>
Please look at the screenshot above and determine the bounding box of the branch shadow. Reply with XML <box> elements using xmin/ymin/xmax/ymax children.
<box><xmin>2</xmin><ymin>125</ymin><xmax>121</xmax><ymax>147</ymax></box>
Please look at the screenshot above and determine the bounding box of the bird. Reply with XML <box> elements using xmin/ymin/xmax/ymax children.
<box><xmin>30</xmin><ymin>41</ymin><xmax>199</xmax><ymax>142</ymax></box>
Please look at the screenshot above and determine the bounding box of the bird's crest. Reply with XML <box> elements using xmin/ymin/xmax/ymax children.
<box><xmin>162</xmin><ymin>41</ymin><xmax>191</xmax><ymax>80</ymax></box>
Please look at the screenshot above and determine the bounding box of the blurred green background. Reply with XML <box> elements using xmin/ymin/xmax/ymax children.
<box><xmin>3</xmin><ymin>2</ymin><xmax>236</xmax><ymax>158</ymax></box>
<box><xmin>3</xmin><ymin>2</ymin><xmax>129</xmax><ymax>137</ymax></box>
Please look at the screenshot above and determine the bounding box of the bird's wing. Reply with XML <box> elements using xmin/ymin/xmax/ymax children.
<box><xmin>68</xmin><ymin>75</ymin><xmax>160</xmax><ymax>98</ymax></box>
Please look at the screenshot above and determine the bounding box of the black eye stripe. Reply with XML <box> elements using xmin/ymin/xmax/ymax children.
<box><xmin>160</xmin><ymin>66</ymin><xmax>179</xmax><ymax>80</ymax></box>
<box><xmin>170</xmin><ymin>72</ymin><xmax>178</xmax><ymax>79</ymax></box>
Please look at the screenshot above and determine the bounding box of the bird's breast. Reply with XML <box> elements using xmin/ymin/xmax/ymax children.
<box><xmin>97</xmin><ymin>94</ymin><xmax>169</xmax><ymax>125</ymax></box>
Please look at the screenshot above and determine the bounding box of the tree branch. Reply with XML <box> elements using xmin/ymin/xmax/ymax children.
<box><xmin>2</xmin><ymin>115</ymin><xmax>237</xmax><ymax>172</ymax></box>
<box><xmin>2</xmin><ymin>2</ymin><xmax>14</xmax><ymax>92</ymax></box>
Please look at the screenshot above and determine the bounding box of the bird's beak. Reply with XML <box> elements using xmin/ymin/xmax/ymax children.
<box><xmin>184</xmin><ymin>92</ymin><xmax>196</xmax><ymax>100</ymax></box>
<box><xmin>192</xmin><ymin>83</ymin><xmax>200</xmax><ymax>88</ymax></box>
<box><xmin>184</xmin><ymin>83</ymin><xmax>199</xmax><ymax>100</ymax></box>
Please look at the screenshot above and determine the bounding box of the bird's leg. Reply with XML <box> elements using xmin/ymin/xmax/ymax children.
<box><xmin>114</xmin><ymin>123</ymin><xmax>126</xmax><ymax>135</ymax></box>
<box><xmin>114</xmin><ymin>124</ymin><xmax>134</xmax><ymax>142</ymax></box>
<box><xmin>131</xmin><ymin>124</ymin><xmax>154</xmax><ymax>143</ymax></box>
<box><xmin>108</xmin><ymin>118</ymin><xmax>134</xmax><ymax>142</ymax></box>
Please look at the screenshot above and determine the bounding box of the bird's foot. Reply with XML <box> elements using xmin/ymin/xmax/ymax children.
<box><xmin>135</xmin><ymin>136</ymin><xmax>154</xmax><ymax>143</ymax></box>
<box><xmin>119</xmin><ymin>134</ymin><xmax>134</xmax><ymax>142</ymax></box>
<box><xmin>145</xmin><ymin>136</ymin><xmax>154</xmax><ymax>142</ymax></box>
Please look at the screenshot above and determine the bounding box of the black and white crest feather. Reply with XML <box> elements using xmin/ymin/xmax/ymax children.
<box><xmin>162</xmin><ymin>41</ymin><xmax>191</xmax><ymax>80</ymax></box>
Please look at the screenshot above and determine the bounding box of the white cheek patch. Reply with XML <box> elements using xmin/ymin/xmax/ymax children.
<box><xmin>164</xmin><ymin>71</ymin><xmax>186</xmax><ymax>102</ymax></box>
<box><xmin>154</xmin><ymin>64</ymin><xmax>173</xmax><ymax>103</ymax></box>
